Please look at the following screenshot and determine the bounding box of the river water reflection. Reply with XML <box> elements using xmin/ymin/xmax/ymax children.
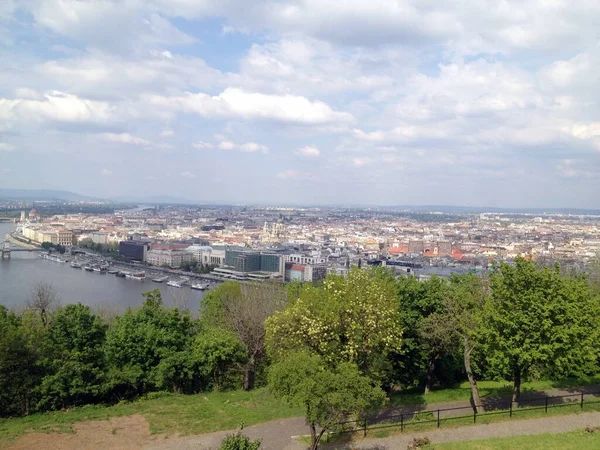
<box><xmin>0</xmin><ymin>223</ymin><xmax>204</xmax><ymax>312</ymax></box>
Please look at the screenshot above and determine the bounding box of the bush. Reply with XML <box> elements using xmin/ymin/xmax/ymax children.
<box><xmin>407</xmin><ymin>437</ymin><xmax>431</xmax><ymax>450</ymax></box>
<box><xmin>219</xmin><ymin>433</ymin><xmax>261</xmax><ymax>450</ymax></box>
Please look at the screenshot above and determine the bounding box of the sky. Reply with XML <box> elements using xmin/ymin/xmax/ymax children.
<box><xmin>0</xmin><ymin>1</ymin><xmax>599</xmax><ymax>208</ymax></box>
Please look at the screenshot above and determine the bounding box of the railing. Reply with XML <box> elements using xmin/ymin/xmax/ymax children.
<box><xmin>334</xmin><ymin>390</ymin><xmax>600</xmax><ymax>437</ymax></box>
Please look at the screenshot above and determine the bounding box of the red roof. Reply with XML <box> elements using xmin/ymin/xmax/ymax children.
<box><xmin>291</xmin><ymin>264</ymin><xmax>306</xmax><ymax>271</ymax></box>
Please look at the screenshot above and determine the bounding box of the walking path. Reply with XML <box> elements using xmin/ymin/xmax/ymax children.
<box><xmin>147</xmin><ymin>384</ymin><xmax>600</xmax><ymax>450</ymax></box>
<box><xmin>147</xmin><ymin>411</ymin><xmax>600</xmax><ymax>450</ymax></box>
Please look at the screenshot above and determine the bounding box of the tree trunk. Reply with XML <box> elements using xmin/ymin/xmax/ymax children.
<box><xmin>310</xmin><ymin>423</ymin><xmax>319</xmax><ymax>450</ymax></box>
<box><xmin>243</xmin><ymin>357</ymin><xmax>255</xmax><ymax>391</ymax></box>
<box><xmin>424</xmin><ymin>356</ymin><xmax>436</xmax><ymax>394</ymax></box>
<box><xmin>463</xmin><ymin>340</ymin><xmax>483</xmax><ymax>413</ymax></box>
<box><xmin>512</xmin><ymin>368</ymin><xmax>521</xmax><ymax>403</ymax></box>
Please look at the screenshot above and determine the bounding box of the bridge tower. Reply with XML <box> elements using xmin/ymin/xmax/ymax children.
<box><xmin>1</xmin><ymin>238</ymin><xmax>11</xmax><ymax>259</ymax></box>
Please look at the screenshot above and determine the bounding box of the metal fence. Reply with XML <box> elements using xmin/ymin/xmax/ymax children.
<box><xmin>335</xmin><ymin>390</ymin><xmax>600</xmax><ymax>437</ymax></box>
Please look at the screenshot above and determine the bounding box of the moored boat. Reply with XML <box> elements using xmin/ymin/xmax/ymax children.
<box><xmin>126</xmin><ymin>271</ymin><xmax>146</xmax><ymax>280</ymax></box>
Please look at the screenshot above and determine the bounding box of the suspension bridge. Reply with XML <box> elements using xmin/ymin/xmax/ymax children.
<box><xmin>1</xmin><ymin>236</ymin><xmax>41</xmax><ymax>259</ymax></box>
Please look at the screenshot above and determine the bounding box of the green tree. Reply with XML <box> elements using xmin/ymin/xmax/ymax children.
<box><xmin>267</xmin><ymin>268</ymin><xmax>402</xmax><ymax>385</ymax></box>
<box><xmin>202</xmin><ymin>281</ymin><xmax>287</xmax><ymax>390</ymax></box>
<box><xmin>193</xmin><ymin>327</ymin><xmax>247</xmax><ymax>391</ymax></box>
<box><xmin>395</xmin><ymin>275</ymin><xmax>448</xmax><ymax>392</ymax></box>
<box><xmin>422</xmin><ymin>274</ymin><xmax>488</xmax><ymax>412</ymax></box>
<box><xmin>482</xmin><ymin>257</ymin><xmax>600</xmax><ymax>401</ymax></box>
<box><xmin>37</xmin><ymin>303</ymin><xmax>107</xmax><ymax>411</ymax></box>
<box><xmin>105</xmin><ymin>290</ymin><xmax>196</xmax><ymax>398</ymax></box>
<box><xmin>269</xmin><ymin>352</ymin><xmax>385</xmax><ymax>450</ymax></box>
<box><xmin>0</xmin><ymin>307</ymin><xmax>39</xmax><ymax>416</ymax></box>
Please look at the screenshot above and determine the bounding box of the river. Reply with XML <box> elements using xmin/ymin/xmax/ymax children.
<box><xmin>0</xmin><ymin>223</ymin><xmax>205</xmax><ymax>312</ymax></box>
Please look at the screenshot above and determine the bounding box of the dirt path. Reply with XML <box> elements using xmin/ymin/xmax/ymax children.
<box><xmin>5</xmin><ymin>415</ymin><xmax>155</xmax><ymax>450</ymax></box>
<box><xmin>150</xmin><ymin>411</ymin><xmax>600</xmax><ymax>450</ymax></box>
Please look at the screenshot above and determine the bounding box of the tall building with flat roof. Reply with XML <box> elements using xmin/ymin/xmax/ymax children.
<box><xmin>224</xmin><ymin>249</ymin><xmax>283</xmax><ymax>274</ymax></box>
<box><xmin>119</xmin><ymin>240</ymin><xmax>150</xmax><ymax>261</ymax></box>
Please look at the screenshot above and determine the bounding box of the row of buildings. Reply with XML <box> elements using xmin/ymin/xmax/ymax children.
<box><xmin>21</xmin><ymin>224</ymin><xmax>74</xmax><ymax>246</ymax></box>
<box><xmin>118</xmin><ymin>239</ymin><xmax>328</xmax><ymax>282</ymax></box>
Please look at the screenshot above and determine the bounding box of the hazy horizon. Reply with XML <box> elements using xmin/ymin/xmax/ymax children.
<box><xmin>1</xmin><ymin>2</ymin><xmax>599</xmax><ymax>208</ymax></box>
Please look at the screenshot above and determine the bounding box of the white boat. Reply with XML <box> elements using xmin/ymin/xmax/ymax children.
<box><xmin>39</xmin><ymin>253</ymin><xmax>67</xmax><ymax>263</ymax></box>
<box><xmin>152</xmin><ymin>276</ymin><xmax>169</xmax><ymax>283</ymax></box>
<box><xmin>125</xmin><ymin>271</ymin><xmax>146</xmax><ymax>280</ymax></box>
<box><xmin>167</xmin><ymin>280</ymin><xmax>183</xmax><ymax>288</ymax></box>
<box><xmin>190</xmin><ymin>283</ymin><xmax>207</xmax><ymax>290</ymax></box>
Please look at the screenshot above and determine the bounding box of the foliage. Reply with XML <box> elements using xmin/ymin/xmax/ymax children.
<box><xmin>104</xmin><ymin>289</ymin><xmax>196</xmax><ymax>398</ymax></box>
<box><xmin>37</xmin><ymin>304</ymin><xmax>107</xmax><ymax>411</ymax></box>
<box><xmin>219</xmin><ymin>433</ymin><xmax>261</xmax><ymax>450</ymax></box>
<box><xmin>267</xmin><ymin>267</ymin><xmax>402</xmax><ymax>384</ymax></box>
<box><xmin>77</xmin><ymin>238</ymin><xmax>118</xmax><ymax>254</ymax></box>
<box><xmin>204</xmin><ymin>281</ymin><xmax>287</xmax><ymax>390</ymax></box>
<box><xmin>422</xmin><ymin>274</ymin><xmax>488</xmax><ymax>411</ymax></box>
<box><xmin>40</xmin><ymin>242</ymin><xmax>66</xmax><ymax>253</ymax></box>
<box><xmin>481</xmin><ymin>257</ymin><xmax>600</xmax><ymax>400</ymax></box>
<box><xmin>269</xmin><ymin>352</ymin><xmax>385</xmax><ymax>450</ymax></box>
<box><xmin>395</xmin><ymin>275</ymin><xmax>450</xmax><ymax>389</ymax></box>
<box><xmin>0</xmin><ymin>306</ymin><xmax>38</xmax><ymax>417</ymax></box>
<box><xmin>193</xmin><ymin>327</ymin><xmax>247</xmax><ymax>390</ymax></box>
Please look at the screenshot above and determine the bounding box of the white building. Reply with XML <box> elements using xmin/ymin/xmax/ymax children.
<box><xmin>185</xmin><ymin>245</ymin><xmax>226</xmax><ymax>266</ymax></box>
<box><xmin>145</xmin><ymin>249</ymin><xmax>193</xmax><ymax>268</ymax></box>
<box><xmin>284</xmin><ymin>253</ymin><xmax>327</xmax><ymax>265</ymax></box>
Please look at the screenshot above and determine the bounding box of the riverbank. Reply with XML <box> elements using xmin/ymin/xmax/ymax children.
<box><xmin>7</xmin><ymin>232</ymin><xmax>40</xmax><ymax>249</ymax></box>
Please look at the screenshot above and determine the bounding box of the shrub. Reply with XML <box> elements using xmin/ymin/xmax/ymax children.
<box><xmin>407</xmin><ymin>436</ymin><xmax>431</xmax><ymax>449</ymax></box>
<box><xmin>219</xmin><ymin>433</ymin><xmax>261</xmax><ymax>450</ymax></box>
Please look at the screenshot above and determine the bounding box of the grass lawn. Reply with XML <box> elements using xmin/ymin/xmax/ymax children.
<box><xmin>0</xmin><ymin>388</ymin><xmax>301</xmax><ymax>442</ymax></box>
<box><xmin>390</xmin><ymin>374</ymin><xmax>600</xmax><ymax>406</ymax></box>
<box><xmin>1</xmin><ymin>374</ymin><xmax>598</xmax><ymax>444</ymax></box>
<box><xmin>423</xmin><ymin>428</ymin><xmax>600</xmax><ymax>449</ymax></box>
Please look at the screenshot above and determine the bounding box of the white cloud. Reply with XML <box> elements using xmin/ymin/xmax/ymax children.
<box><xmin>240</xmin><ymin>142</ymin><xmax>268</xmax><ymax>153</ymax></box>
<box><xmin>160</xmin><ymin>129</ymin><xmax>174</xmax><ymax>137</ymax></box>
<box><xmin>28</xmin><ymin>1</ymin><xmax>194</xmax><ymax>52</ymax></box>
<box><xmin>101</xmin><ymin>133</ymin><xmax>152</xmax><ymax>146</ymax></box>
<box><xmin>218</xmin><ymin>140</ymin><xmax>236</xmax><ymax>150</ymax></box>
<box><xmin>37</xmin><ymin>50</ymin><xmax>224</xmax><ymax>98</ymax></box>
<box><xmin>146</xmin><ymin>88</ymin><xmax>354</xmax><ymax>124</ymax></box>
<box><xmin>0</xmin><ymin>143</ymin><xmax>15</xmax><ymax>152</ymax></box>
<box><xmin>100</xmin><ymin>168</ymin><xmax>113</xmax><ymax>176</ymax></box>
<box><xmin>193</xmin><ymin>140</ymin><xmax>214</xmax><ymax>149</ymax></box>
<box><xmin>296</xmin><ymin>145</ymin><xmax>320</xmax><ymax>157</ymax></box>
<box><xmin>180</xmin><ymin>171</ymin><xmax>196</xmax><ymax>179</ymax></box>
<box><xmin>210</xmin><ymin>136</ymin><xmax>269</xmax><ymax>153</ymax></box>
<box><xmin>0</xmin><ymin>91</ymin><xmax>113</xmax><ymax>126</ymax></box>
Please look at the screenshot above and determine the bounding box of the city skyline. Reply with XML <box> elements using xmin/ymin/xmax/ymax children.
<box><xmin>1</xmin><ymin>2</ymin><xmax>600</xmax><ymax>208</ymax></box>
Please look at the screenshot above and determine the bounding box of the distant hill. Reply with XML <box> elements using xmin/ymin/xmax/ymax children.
<box><xmin>109</xmin><ymin>195</ymin><xmax>197</xmax><ymax>205</ymax></box>
<box><xmin>386</xmin><ymin>204</ymin><xmax>600</xmax><ymax>215</ymax></box>
<box><xmin>0</xmin><ymin>189</ymin><xmax>100</xmax><ymax>202</ymax></box>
